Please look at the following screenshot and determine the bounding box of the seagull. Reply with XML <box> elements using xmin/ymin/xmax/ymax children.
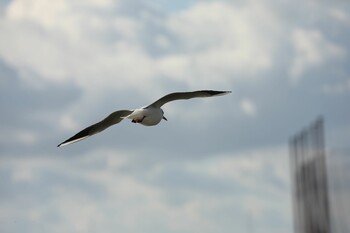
<box><xmin>57</xmin><ymin>90</ymin><xmax>231</xmax><ymax>147</ymax></box>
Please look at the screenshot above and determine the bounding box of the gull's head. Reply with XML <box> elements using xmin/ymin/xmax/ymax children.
<box><xmin>161</xmin><ymin>109</ymin><xmax>167</xmax><ymax>121</ymax></box>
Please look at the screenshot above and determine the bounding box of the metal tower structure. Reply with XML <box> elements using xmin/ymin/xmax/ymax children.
<box><xmin>289</xmin><ymin>118</ymin><xmax>331</xmax><ymax>233</ymax></box>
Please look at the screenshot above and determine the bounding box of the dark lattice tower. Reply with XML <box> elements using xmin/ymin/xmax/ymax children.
<box><xmin>289</xmin><ymin>118</ymin><xmax>331</xmax><ymax>233</ymax></box>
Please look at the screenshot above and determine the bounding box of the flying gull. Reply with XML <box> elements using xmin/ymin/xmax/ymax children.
<box><xmin>57</xmin><ymin>90</ymin><xmax>231</xmax><ymax>147</ymax></box>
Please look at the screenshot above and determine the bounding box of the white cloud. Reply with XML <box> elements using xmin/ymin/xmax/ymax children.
<box><xmin>6</xmin><ymin>0</ymin><xmax>114</xmax><ymax>28</ymax></box>
<box><xmin>240</xmin><ymin>98</ymin><xmax>257</xmax><ymax>117</ymax></box>
<box><xmin>0</xmin><ymin>145</ymin><xmax>291</xmax><ymax>233</ymax></box>
<box><xmin>15</xmin><ymin>130</ymin><xmax>38</xmax><ymax>145</ymax></box>
<box><xmin>186</xmin><ymin>146</ymin><xmax>290</xmax><ymax>194</ymax></box>
<box><xmin>329</xmin><ymin>8</ymin><xmax>350</xmax><ymax>25</ymax></box>
<box><xmin>0</xmin><ymin>0</ymin><xmax>153</xmax><ymax>91</ymax></box>
<box><xmin>161</xmin><ymin>2</ymin><xmax>276</xmax><ymax>84</ymax></box>
<box><xmin>322</xmin><ymin>79</ymin><xmax>350</xmax><ymax>94</ymax></box>
<box><xmin>59</xmin><ymin>114</ymin><xmax>80</xmax><ymax>131</ymax></box>
<box><xmin>0</xmin><ymin>129</ymin><xmax>38</xmax><ymax>145</ymax></box>
<box><xmin>0</xmin><ymin>0</ymin><xmax>280</xmax><ymax>95</ymax></box>
<box><xmin>290</xmin><ymin>28</ymin><xmax>346</xmax><ymax>82</ymax></box>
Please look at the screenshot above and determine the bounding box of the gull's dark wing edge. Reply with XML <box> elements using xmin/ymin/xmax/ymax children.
<box><xmin>57</xmin><ymin>110</ymin><xmax>133</xmax><ymax>147</ymax></box>
<box><xmin>148</xmin><ymin>90</ymin><xmax>231</xmax><ymax>108</ymax></box>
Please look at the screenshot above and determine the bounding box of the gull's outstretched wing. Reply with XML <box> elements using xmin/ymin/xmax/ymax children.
<box><xmin>147</xmin><ymin>90</ymin><xmax>231</xmax><ymax>108</ymax></box>
<box><xmin>57</xmin><ymin>110</ymin><xmax>133</xmax><ymax>147</ymax></box>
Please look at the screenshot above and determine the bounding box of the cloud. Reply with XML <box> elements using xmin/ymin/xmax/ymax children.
<box><xmin>329</xmin><ymin>8</ymin><xmax>350</xmax><ymax>25</ymax></box>
<box><xmin>240</xmin><ymin>98</ymin><xmax>257</xmax><ymax>117</ymax></box>
<box><xmin>289</xmin><ymin>28</ymin><xmax>346</xmax><ymax>82</ymax></box>
<box><xmin>1</xmin><ymin>0</ymin><xmax>350</xmax><ymax>233</ymax></box>
<box><xmin>0</xmin><ymin>146</ymin><xmax>291</xmax><ymax>233</ymax></box>
<box><xmin>0</xmin><ymin>129</ymin><xmax>38</xmax><ymax>146</ymax></box>
<box><xmin>0</xmin><ymin>64</ymin><xmax>92</xmax><ymax>160</ymax></box>
<box><xmin>0</xmin><ymin>0</ymin><xmax>155</xmax><ymax>91</ymax></box>
<box><xmin>322</xmin><ymin>79</ymin><xmax>350</xmax><ymax>94</ymax></box>
<box><xmin>0</xmin><ymin>0</ymin><xmax>281</xmax><ymax>94</ymax></box>
<box><xmin>327</xmin><ymin>152</ymin><xmax>350</xmax><ymax>233</ymax></box>
<box><xmin>159</xmin><ymin>1</ymin><xmax>277</xmax><ymax>84</ymax></box>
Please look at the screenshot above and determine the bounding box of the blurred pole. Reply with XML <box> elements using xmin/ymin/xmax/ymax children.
<box><xmin>289</xmin><ymin>117</ymin><xmax>331</xmax><ymax>233</ymax></box>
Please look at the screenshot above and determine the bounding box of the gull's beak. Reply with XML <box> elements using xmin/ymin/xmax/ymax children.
<box><xmin>162</xmin><ymin>116</ymin><xmax>168</xmax><ymax>121</ymax></box>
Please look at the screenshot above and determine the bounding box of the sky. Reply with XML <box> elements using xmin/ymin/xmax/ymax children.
<box><xmin>0</xmin><ymin>0</ymin><xmax>349</xmax><ymax>233</ymax></box>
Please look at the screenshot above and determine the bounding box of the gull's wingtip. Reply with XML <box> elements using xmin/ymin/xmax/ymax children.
<box><xmin>57</xmin><ymin>142</ymin><xmax>67</xmax><ymax>147</ymax></box>
<box><xmin>57</xmin><ymin>136</ymin><xmax>89</xmax><ymax>148</ymax></box>
<box><xmin>57</xmin><ymin>141</ymin><xmax>68</xmax><ymax>148</ymax></box>
<box><xmin>208</xmin><ymin>90</ymin><xmax>232</xmax><ymax>96</ymax></box>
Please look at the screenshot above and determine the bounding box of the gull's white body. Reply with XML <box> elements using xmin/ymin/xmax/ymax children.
<box><xmin>57</xmin><ymin>90</ymin><xmax>231</xmax><ymax>147</ymax></box>
<box><xmin>126</xmin><ymin>107</ymin><xmax>163</xmax><ymax>126</ymax></box>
